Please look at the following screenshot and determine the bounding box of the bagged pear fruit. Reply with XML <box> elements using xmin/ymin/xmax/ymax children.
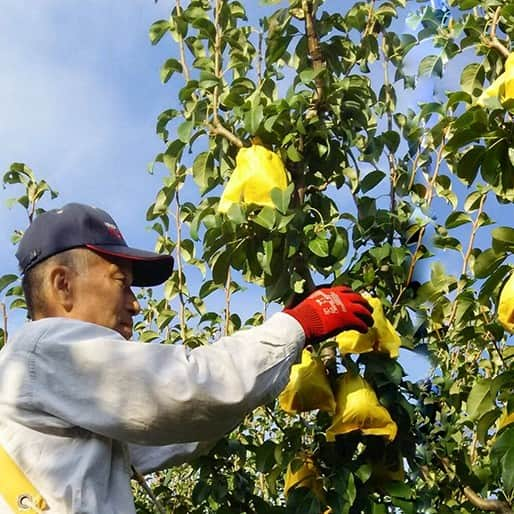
<box><xmin>284</xmin><ymin>453</ymin><xmax>325</xmax><ymax>501</ymax></box>
<box><xmin>218</xmin><ymin>144</ymin><xmax>289</xmax><ymax>213</ymax></box>
<box><xmin>498</xmin><ymin>271</ymin><xmax>514</xmax><ymax>333</ymax></box>
<box><xmin>477</xmin><ymin>53</ymin><xmax>514</xmax><ymax>108</ymax></box>
<box><xmin>336</xmin><ymin>295</ymin><xmax>401</xmax><ymax>358</ymax></box>
<box><xmin>326</xmin><ymin>372</ymin><xmax>397</xmax><ymax>442</ymax></box>
<box><xmin>279</xmin><ymin>349</ymin><xmax>336</xmax><ymax>415</ymax></box>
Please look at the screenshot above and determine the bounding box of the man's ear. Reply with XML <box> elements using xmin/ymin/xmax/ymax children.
<box><xmin>47</xmin><ymin>265</ymin><xmax>74</xmax><ymax>313</ymax></box>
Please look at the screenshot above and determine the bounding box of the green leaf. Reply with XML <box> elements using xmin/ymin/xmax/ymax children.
<box><xmin>149</xmin><ymin>19</ymin><xmax>169</xmax><ymax>45</ymax></box>
<box><xmin>492</xmin><ymin>226</ymin><xmax>514</xmax><ymax>253</ymax></box>
<box><xmin>330</xmin><ymin>227</ymin><xmax>348</xmax><ymax>259</ymax></box>
<box><xmin>254</xmin><ymin>441</ymin><xmax>278</xmax><ymax>473</ymax></box>
<box><xmin>252</xmin><ymin>206</ymin><xmax>276</xmax><ymax>229</ymax></box>
<box><xmin>433</xmin><ymin>236</ymin><xmax>462</xmax><ymax>251</ymax></box>
<box><xmin>460</xmin><ymin>62</ymin><xmax>484</xmax><ymax>95</ymax></box>
<box><xmin>257</xmin><ymin>239</ymin><xmax>274</xmax><ymax>275</ymax></box>
<box><xmin>0</xmin><ymin>274</ymin><xmax>18</xmax><ymax>294</ymax></box>
<box><xmin>286</xmin><ymin>145</ymin><xmax>302</xmax><ymax>162</ymax></box>
<box><xmin>308</xmin><ymin>236</ymin><xmax>329</xmax><ymax>257</ymax></box>
<box><xmin>370</xmin><ymin>503</ymin><xmax>388</xmax><ymax>514</ymax></box>
<box><xmin>491</xmin><ymin>371</ymin><xmax>514</xmax><ymax>398</ymax></box>
<box><xmin>391</xmin><ymin>498</ymin><xmax>416</xmax><ymax>514</ymax></box>
<box><xmin>177</xmin><ymin>121</ymin><xmax>194</xmax><ymax>144</ymax></box>
<box><xmin>160</xmin><ymin>58</ymin><xmax>182</xmax><ymax>83</ymax></box>
<box><xmin>299</xmin><ymin>67</ymin><xmax>323</xmax><ymax>84</ymax></box>
<box><xmin>360</xmin><ymin>170</ymin><xmax>385</xmax><ymax>193</ymax></box>
<box><xmin>459</xmin><ymin>0</ymin><xmax>481</xmax><ymax>8</ymax></box>
<box><xmin>212</xmin><ymin>250</ymin><xmax>232</xmax><ymax>285</ymax></box>
<box><xmin>467</xmin><ymin>379</ymin><xmax>493</xmax><ymax>421</ymax></box>
<box><xmin>139</xmin><ymin>330</ymin><xmax>160</xmax><ymax>342</ymax></box>
<box><xmin>491</xmin><ymin>425</ymin><xmax>514</xmax><ymax>493</ymax></box>
<box><xmin>199</xmin><ymin>280</ymin><xmax>219</xmax><ymax>299</ymax></box>
<box><xmin>192</xmin><ymin>152</ymin><xmax>216</xmax><ymax>194</ymax></box>
<box><xmin>243</xmin><ymin>94</ymin><xmax>263</xmax><ymax>135</ymax></box>
<box><xmin>225</xmin><ymin>203</ymin><xmax>246</xmax><ymax>225</ymax></box>
<box><xmin>381</xmin><ymin>130</ymin><xmax>400</xmax><ymax>152</ymax></box>
<box><xmin>464</xmin><ymin>190</ymin><xmax>485</xmax><ymax>212</ymax></box>
<box><xmin>473</xmin><ymin>249</ymin><xmax>506</xmax><ymax>279</ymax></box>
<box><xmin>418</xmin><ymin>55</ymin><xmax>443</xmax><ymax>78</ymax></box>
<box><xmin>383</xmin><ymin>481</ymin><xmax>413</xmax><ymax>499</ymax></box>
<box><xmin>457</xmin><ymin>146</ymin><xmax>484</xmax><ymax>185</ymax></box>
<box><xmin>445</xmin><ymin>211</ymin><xmax>472</xmax><ymax>229</ymax></box>
<box><xmin>477</xmin><ymin>409</ymin><xmax>501</xmax><ymax>445</ymax></box>
<box><xmin>270</xmin><ymin>184</ymin><xmax>293</xmax><ymax>214</ymax></box>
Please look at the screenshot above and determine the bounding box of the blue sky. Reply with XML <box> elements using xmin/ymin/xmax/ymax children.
<box><xmin>1</xmin><ymin>0</ymin><xmax>493</xmax><ymax>381</ymax></box>
<box><xmin>0</xmin><ymin>1</ymin><xmax>172</xmax><ymax>255</ymax></box>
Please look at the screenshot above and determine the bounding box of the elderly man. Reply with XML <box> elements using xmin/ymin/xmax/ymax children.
<box><xmin>0</xmin><ymin>203</ymin><xmax>373</xmax><ymax>513</ymax></box>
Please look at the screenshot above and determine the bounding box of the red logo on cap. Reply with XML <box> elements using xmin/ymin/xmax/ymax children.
<box><xmin>104</xmin><ymin>222</ymin><xmax>123</xmax><ymax>241</ymax></box>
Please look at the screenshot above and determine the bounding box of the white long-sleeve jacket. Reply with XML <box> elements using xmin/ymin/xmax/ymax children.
<box><xmin>0</xmin><ymin>313</ymin><xmax>304</xmax><ymax>513</ymax></box>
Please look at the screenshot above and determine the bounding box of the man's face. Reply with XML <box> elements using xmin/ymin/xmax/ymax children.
<box><xmin>69</xmin><ymin>251</ymin><xmax>140</xmax><ymax>339</ymax></box>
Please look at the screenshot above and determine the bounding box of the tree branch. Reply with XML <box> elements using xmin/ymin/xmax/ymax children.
<box><xmin>302</xmin><ymin>0</ymin><xmax>325</xmax><ymax>103</ymax></box>
<box><xmin>175</xmin><ymin>0</ymin><xmax>191</xmax><ymax>82</ymax></box>
<box><xmin>213</xmin><ymin>0</ymin><xmax>222</xmax><ymax>124</ymax></box>
<box><xmin>380</xmin><ymin>32</ymin><xmax>398</xmax><ymax>244</ymax></box>
<box><xmin>463</xmin><ymin>486</ymin><xmax>513</xmax><ymax>513</ymax></box>
<box><xmin>224</xmin><ymin>268</ymin><xmax>232</xmax><ymax>337</ymax></box>
<box><xmin>207</xmin><ymin>122</ymin><xmax>244</xmax><ymax>148</ymax></box>
<box><xmin>482</xmin><ymin>7</ymin><xmax>510</xmax><ymax>58</ymax></box>
<box><xmin>438</xmin><ymin>457</ymin><xmax>513</xmax><ymax>513</ymax></box>
<box><xmin>175</xmin><ymin>188</ymin><xmax>187</xmax><ymax>342</ymax></box>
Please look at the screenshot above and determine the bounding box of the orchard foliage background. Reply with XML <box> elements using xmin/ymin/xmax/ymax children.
<box><xmin>1</xmin><ymin>0</ymin><xmax>514</xmax><ymax>512</ymax></box>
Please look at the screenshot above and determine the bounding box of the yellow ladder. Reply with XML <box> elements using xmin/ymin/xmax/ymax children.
<box><xmin>0</xmin><ymin>444</ymin><xmax>47</xmax><ymax>513</ymax></box>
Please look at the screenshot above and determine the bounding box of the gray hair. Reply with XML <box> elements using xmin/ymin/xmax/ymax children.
<box><xmin>21</xmin><ymin>248</ymin><xmax>91</xmax><ymax>319</ymax></box>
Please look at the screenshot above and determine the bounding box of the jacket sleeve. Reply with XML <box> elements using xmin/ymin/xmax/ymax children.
<box><xmin>28</xmin><ymin>313</ymin><xmax>304</xmax><ymax>445</ymax></box>
<box><xmin>128</xmin><ymin>440</ymin><xmax>216</xmax><ymax>474</ymax></box>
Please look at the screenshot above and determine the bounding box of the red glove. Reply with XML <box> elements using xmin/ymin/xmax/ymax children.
<box><xmin>283</xmin><ymin>286</ymin><xmax>373</xmax><ymax>342</ymax></box>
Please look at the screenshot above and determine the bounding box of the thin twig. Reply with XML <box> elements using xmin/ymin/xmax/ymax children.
<box><xmin>175</xmin><ymin>189</ymin><xmax>187</xmax><ymax>342</ymax></box>
<box><xmin>213</xmin><ymin>0</ymin><xmax>222</xmax><ymax>124</ymax></box>
<box><xmin>224</xmin><ymin>268</ymin><xmax>231</xmax><ymax>336</ymax></box>
<box><xmin>482</xmin><ymin>7</ymin><xmax>510</xmax><ymax>58</ymax></box>
<box><xmin>257</xmin><ymin>29</ymin><xmax>263</xmax><ymax>85</ymax></box>
<box><xmin>381</xmin><ymin>32</ymin><xmax>398</xmax><ymax>244</ymax></box>
<box><xmin>447</xmin><ymin>193</ymin><xmax>487</xmax><ymax>327</ymax></box>
<box><xmin>1</xmin><ymin>302</ymin><xmax>7</xmax><ymax>344</ymax></box>
<box><xmin>265</xmin><ymin>406</ymin><xmax>287</xmax><ymax>435</ymax></box>
<box><xmin>131</xmin><ymin>466</ymin><xmax>167</xmax><ymax>514</ymax></box>
<box><xmin>393</xmin><ymin>128</ymin><xmax>448</xmax><ymax>308</ymax></box>
<box><xmin>407</xmin><ymin>136</ymin><xmax>426</xmax><ymax>191</ymax></box>
<box><xmin>175</xmin><ymin>0</ymin><xmax>191</xmax><ymax>81</ymax></box>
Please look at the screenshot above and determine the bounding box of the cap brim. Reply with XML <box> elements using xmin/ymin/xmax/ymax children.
<box><xmin>86</xmin><ymin>244</ymin><xmax>173</xmax><ymax>287</ymax></box>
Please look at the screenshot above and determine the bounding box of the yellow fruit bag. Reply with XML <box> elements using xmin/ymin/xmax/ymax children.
<box><xmin>336</xmin><ymin>295</ymin><xmax>401</xmax><ymax>358</ymax></box>
<box><xmin>284</xmin><ymin>453</ymin><xmax>325</xmax><ymax>501</ymax></box>
<box><xmin>278</xmin><ymin>349</ymin><xmax>336</xmax><ymax>415</ymax></box>
<box><xmin>498</xmin><ymin>408</ymin><xmax>514</xmax><ymax>431</ymax></box>
<box><xmin>477</xmin><ymin>53</ymin><xmax>514</xmax><ymax>107</ymax></box>
<box><xmin>498</xmin><ymin>271</ymin><xmax>514</xmax><ymax>333</ymax></box>
<box><xmin>326</xmin><ymin>372</ymin><xmax>397</xmax><ymax>442</ymax></box>
<box><xmin>218</xmin><ymin>144</ymin><xmax>289</xmax><ymax>213</ymax></box>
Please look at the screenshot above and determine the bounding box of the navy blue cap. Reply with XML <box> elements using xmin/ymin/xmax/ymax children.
<box><xmin>16</xmin><ymin>203</ymin><xmax>173</xmax><ymax>287</ymax></box>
